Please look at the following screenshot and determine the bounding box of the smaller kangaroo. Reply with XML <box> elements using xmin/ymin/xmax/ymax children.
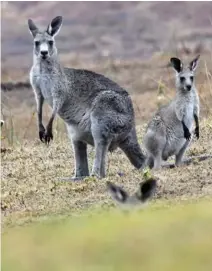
<box><xmin>107</xmin><ymin>178</ymin><xmax>157</xmax><ymax>208</ymax></box>
<box><xmin>143</xmin><ymin>55</ymin><xmax>200</xmax><ymax>169</ymax></box>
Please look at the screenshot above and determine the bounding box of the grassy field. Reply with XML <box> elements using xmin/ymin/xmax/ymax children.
<box><xmin>1</xmin><ymin>3</ymin><xmax>212</xmax><ymax>270</ymax></box>
<box><xmin>2</xmin><ymin>200</ymin><xmax>212</xmax><ymax>271</ymax></box>
<box><xmin>1</xmin><ymin>55</ymin><xmax>212</xmax><ymax>270</ymax></box>
<box><xmin>2</xmin><ymin>116</ymin><xmax>212</xmax><ymax>226</ymax></box>
<box><xmin>1</xmin><ymin>53</ymin><xmax>212</xmax><ymax>269</ymax></box>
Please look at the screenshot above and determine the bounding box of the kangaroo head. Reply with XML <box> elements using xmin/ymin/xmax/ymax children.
<box><xmin>28</xmin><ymin>16</ymin><xmax>63</xmax><ymax>60</ymax></box>
<box><xmin>106</xmin><ymin>178</ymin><xmax>157</xmax><ymax>208</ymax></box>
<box><xmin>170</xmin><ymin>55</ymin><xmax>200</xmax><ymax>92</ymax></box>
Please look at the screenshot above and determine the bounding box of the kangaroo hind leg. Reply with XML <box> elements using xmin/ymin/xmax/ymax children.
<box><xmin>144</xmin><ymin>130</ymin><xmax>166</xmax><ymax>170</ymax></box>
<box><xmin>175</xmin><ymin>139</ymin><xmax>191</xmax><ymax>166</ymax></box>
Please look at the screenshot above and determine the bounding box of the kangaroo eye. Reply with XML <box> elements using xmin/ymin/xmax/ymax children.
<box><xmin>180</xmin><ymin>76</ymin><xmax>185</xmax><ymax>82</ymax></box>
<box><xmin>48</xmin><ymin>41</ymin><xmax>53</xmax><ymax>46</ymax></box>
<box><xmin>35</xmin><ymin>41</ymin><xmax>40</xmax><ymax>47</ymax></box>
<box><xmin>190</xmin><ymin>76</ymin><xmax>194</xmax><ymax>81</ymax></box>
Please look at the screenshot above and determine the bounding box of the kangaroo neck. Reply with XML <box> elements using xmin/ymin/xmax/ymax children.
<box><xmin>175</xmin><ymin>87</ymin><xmax>194</xmax><ymax>102</ymax></box>
<box><xmin>33</xmin><ymin>55</ymin><xmax>62</xmax><ymax>74</ymax></box>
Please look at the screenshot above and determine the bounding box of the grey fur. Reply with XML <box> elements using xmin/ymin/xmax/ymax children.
<box><xmin>143</xmin><ymin>56</ymin><xmax>200</xmax><ymax>169</ymax></box>
<box><xmin>106</xmin><ymin>178</ymin><xmax>157</xmax><ymax>209</ymax></box>
<box><xmin>28</xmin><ymin>16</ymin><xmax>146</xmax><ymax>179</ymax></box>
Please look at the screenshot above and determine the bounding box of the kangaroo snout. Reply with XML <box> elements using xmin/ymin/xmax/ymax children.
<box><xmin>186</xmin><ymin>85</ymin><xmax>192</xmax><ymax>91</ymax></box>
<box><xmin>41</xmin><ymin>50</ymin><xmax>48</xmax><ymax>59</ymax></box>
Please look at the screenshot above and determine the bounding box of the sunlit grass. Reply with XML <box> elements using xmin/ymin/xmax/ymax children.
<box><xmin>2</xmin><ymin>199</ymin><xmax>212</xmax><ymax>271</ymax></box>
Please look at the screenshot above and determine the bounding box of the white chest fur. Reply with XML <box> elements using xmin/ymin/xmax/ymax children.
<box><xmin>30</xmin><ymin>66</ymin><xmax>53</xmax><ymax>107</ymax></box>
<box><xmin>184</xmin><ymin>102</ymin><xmax>194</xmax><ymax>130</ymax></box>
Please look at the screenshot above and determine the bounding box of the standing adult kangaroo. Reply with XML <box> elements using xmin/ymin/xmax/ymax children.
<box><xmin>28</xmin><ymin>16</ymin><xmax>146</xmax><ymax>179</ymax></box>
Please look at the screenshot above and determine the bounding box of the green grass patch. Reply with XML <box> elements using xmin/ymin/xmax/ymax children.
<box><xmin>2</xmin><ymin>199</ymin><xmax>212</xmax><ymax>271</ymax></box>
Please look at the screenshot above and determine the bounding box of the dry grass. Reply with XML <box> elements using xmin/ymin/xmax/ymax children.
<box><xmin>1</xmin><ymin>53</ymin><xmax>212</xmax><ymax>228</ymax></box>
<box><xmin>2</xmin><ymin>118</ymin><xmax>212</xmax><ymax>228</ymax></box>
<box><xmin>1</xmin><ymin>49</ymin><xmax>212</xmax><ymax>245</ymax></box>
<box><xmin>1</xmin><ymin>55</ymin><xmax>212</xmax><ymax>271</ymax></box>
<box><xmin>1</xmin><ymin>73</ymin><xmax>212</xmax><ymax>271</ymax></box>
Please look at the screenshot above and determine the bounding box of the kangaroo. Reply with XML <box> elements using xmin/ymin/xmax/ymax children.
<box><xmin>143</xmin><ymin>55</ymin><xmax>200</xmax><ymax>169</ymax></box>
<box><xmin>107</xmin><ymin>178</ymin><xmax>157</xmax><ymax>208</ymax></box>
<box><xmin>28</xmin><ymin>16</ymin><xmax>146</xmax><ymax>180</ymax></box>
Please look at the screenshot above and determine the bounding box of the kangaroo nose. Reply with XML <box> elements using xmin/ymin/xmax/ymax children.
<box><xmin>41</xmin><ymin>51</ymin><xmax>48</xmax><ymax>57</ymax></box>
<box><xmin>186</xmin><ymin>85</ymin><xmax>191</xmax><ymax>91</ymax></box>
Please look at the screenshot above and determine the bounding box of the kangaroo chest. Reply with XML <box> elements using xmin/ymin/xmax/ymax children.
<box><xmin>183</xmin><ymin>102</ymin><xmax>194</xmax><ymax>129</ymax></box>
<box><xmin>175</xmin><ymin>93</ymin><xmax>195</xmax><ymax>131</ymax></box>
<box><xmin>39</xmin><ymin>75</ymin><xmax>53</xmax><ymax>104</ymax></box>
<box><xmin>31</xmin><ymin>68</ymin><xmax>54</xmax><ymax>107</ymax></box>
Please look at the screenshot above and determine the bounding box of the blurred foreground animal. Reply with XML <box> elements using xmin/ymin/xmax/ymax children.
<box><xmin>28</xmin><ymin>16</ymin><xmax>146</xmax><ymax>179</ymax></box>
<box><xmin>143</xmin><ymin>56</ymin><xmax>200</xmax><ymax>169</ymax></box>
<box><xmin>107</xmin><ymin>178</ymin><xmax>157</xmax><ymax>208</ymax></box>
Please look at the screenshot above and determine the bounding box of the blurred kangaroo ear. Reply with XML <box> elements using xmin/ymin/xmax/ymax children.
<box><xmin>170</xmin><ymin>57</ymin><xmax>183</xmax><ymax>73</ymax></box>
<box><xmin>189</xmin><ymin>55</ymin><xmax>200</xmax><ymax>71</ymax></box>
<box><xmin>28</xmin><ymin>19</ymin><xmax>39</xmax><ymax>37</ymax></box>
<box><xmin>47</xmin><ymin>16</ymin><xmax>63</xmax><ymax>37</ymax></box>
<box><xmin>106</xmin><ymin>181</ymin><xmax>128</xmax><ymax>203</ymax></box>
<box><xmin>138</xmin><ymin>178</ymin><xmax>157</xmax><ymax>202</ymax></box>
<box><xmin>1</xmin><ymin>120</ymin><xmax>4</xmax><ymax>127</ymax></box>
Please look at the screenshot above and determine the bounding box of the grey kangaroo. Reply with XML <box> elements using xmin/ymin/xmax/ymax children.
<box><xmin>28</xmin><ymin>16</ymin><xmax>146</xmax><ymax>179</ymax></box>
<box><xmin>107</xmin><ymin>178</ymin><xmax>157</xmax><ymax>208</ymax></box>
<box><xmin>143</xmin><ymin>55</ymin><xmax>200</xmax><ymax>169</ymax></box>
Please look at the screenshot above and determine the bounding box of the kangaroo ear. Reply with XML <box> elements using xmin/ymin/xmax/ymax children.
<box><xmin>28</xmin><ymin>19</ymin><xmax>39</xmax><ymax>37</ymax></box>
<box><xmin>139</xmin><ymin>178</ymin><xmax>157</xmax><ymax>202</ymax></box>
<box><xmin>170</xmin><ymin>57</ymin><xmax>183</xmax><ymax>73</ymax></box>
<box><xmin>189</xmin><ymin>55</ymin><xmax>200</xmax><ymax>71</ymax></box>
<box><xmin>47</xmin><ymin>16</ymin><xmax>63</xmax><ymax>37</ymax></box>
<box><xmin>1</xmin><ymin>120</ymin><xmax>4</xmax><ymax>127</ymax></box>
<box><xmin>106</xmin><ymin>181</ymin><xmax>128</xmax><ymax>203</ymax></box>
